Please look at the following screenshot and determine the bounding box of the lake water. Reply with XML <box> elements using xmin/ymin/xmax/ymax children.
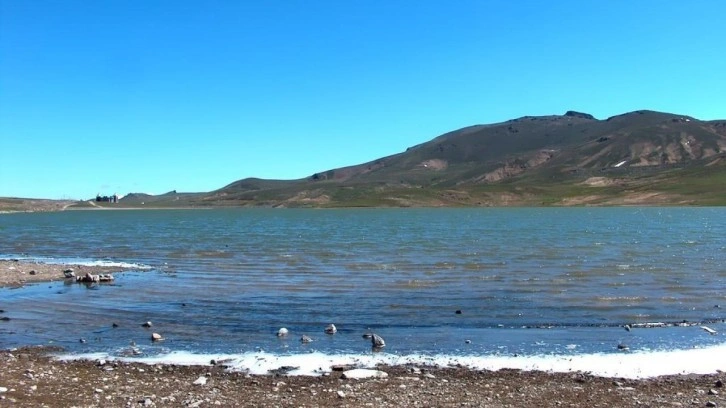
<box><xmin>1</xmin><ymin>207</ymin><xmax>725</xmax><ymax>378</ymax></box>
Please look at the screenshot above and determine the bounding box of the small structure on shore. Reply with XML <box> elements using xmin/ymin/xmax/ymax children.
<box><xmin>96</xmin><ymin>194</ymin><xmax>119</xmax><ymax>203</ymax></box>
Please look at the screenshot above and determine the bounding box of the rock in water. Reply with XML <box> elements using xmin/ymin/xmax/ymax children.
<box><xmin>277</xmin><ymin>327</ymin><xmax>289</xmax><ymax>337</ymax></box>
<box><xmin>63</xmin><ymin>269</ymin><xmax>75</xmax><ymax>278</ymax></box>
<box><xmin>325</xmin><ymin>324</ymin><xmax>337</xmax><ymax>334</ymax></box>
<box><xmin>300</xmin><ymin>335</ymin><xmax>313</xmax><ymax>343</ymax></box>
<box><xmin>151</xmin><ymin>333</ymin><xmax>163</xmax><ymax>342</ymax></box>
<box><xmin>142</xmin><ymin>321</ymin><xmax>153</xmax><ymax>328</ymax></box>
<box><xmin>371</xmin><ymin>333</ymin><xmax>385</xmax><ymax>348</ymax></box>
<box><xmin>76</xmin><ymin>273</ymin><xmax>99</xmax><ymax>283</ymax></box>
<box><xmin>701</xmin><ymin>326</ymin><xmax>717</xmax><ymax>335</ymax></box>
<box><xmin>98</xmin><ymin>274</ymin><xmax>114</xmax><ymax>282</ymax></box>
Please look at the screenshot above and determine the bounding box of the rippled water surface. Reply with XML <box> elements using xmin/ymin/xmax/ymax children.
<box><xmin>1</xmin><ymin>207</ymin><xmax>725</xmax><ymax>368</ymax></box>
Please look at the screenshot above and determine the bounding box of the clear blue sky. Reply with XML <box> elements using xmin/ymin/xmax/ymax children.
<box><xmin>1</xmin><ymin>1</ymin><xmax>725</xmax><ymax>199</ymax></box>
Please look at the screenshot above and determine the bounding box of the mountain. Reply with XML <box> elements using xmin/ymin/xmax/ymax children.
<box><xmin>117</xmin><ymin>109</ymin><xmax>726</xmax><ymax>207</ymax></box>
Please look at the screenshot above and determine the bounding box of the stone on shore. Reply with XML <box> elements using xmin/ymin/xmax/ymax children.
<box><xmin>74</xmin><ymin>272</ymin><xmax>114</xmax><ymax>283</ymax></box>
<box><xmin>341</xmin><ymin>369</ymin><xmax>389</xmax><ymax>380</ymax></box>
<box><xmin>193</xmin><ymin>376</ymin><xmax>207</xmax><ymax>386</ymax></box>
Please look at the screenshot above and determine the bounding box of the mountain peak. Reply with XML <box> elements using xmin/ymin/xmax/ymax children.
<box><xmin>564</xmin><ymin>110</ymin><xmax>596</xmax><ymax>120</ymax></box>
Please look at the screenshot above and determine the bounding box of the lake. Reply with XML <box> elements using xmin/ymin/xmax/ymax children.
<box><xmin>1</xmin><ymin>207</ymin><xmax>725</xmax><ymax>377</ymax></box>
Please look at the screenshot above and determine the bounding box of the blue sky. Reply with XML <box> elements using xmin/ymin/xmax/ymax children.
<box><xmin>1</xmin><ymin>1</ymin><xmax>725</xmax><ymax>199</ymax></box>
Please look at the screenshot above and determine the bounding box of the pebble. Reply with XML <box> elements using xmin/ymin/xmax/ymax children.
<box><xmin>705</xmin><ymin>402</ymin><xmax>716</xmax><ymax>408</ymax></box>
<box><xmin>193</xmin><ymin>376</ymin><xmax>207</xmax><ymax>386</ymax></box>
<box><xmin>332</xmin><ymin>365</ymin><xmax>354</xmax><ymax>372</ymax></box>
<box><xmin>0</xmin><ymin>387</ymin><xmax>7</xmax><ymax>393</ymax></box>
<box><xmin>337</xmin><ymin>390</ymin><xmax>346</xmax><ymax>398</ymax></box>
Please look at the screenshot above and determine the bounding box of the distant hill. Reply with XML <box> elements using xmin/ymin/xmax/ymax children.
<box><xmin>77</xmin><ymin>109</ymin><xmax>726</xmax><ymax>208</ymax></box>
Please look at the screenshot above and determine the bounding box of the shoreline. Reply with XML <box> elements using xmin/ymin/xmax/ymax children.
<box><xmin>0</xmin><ymin>346</ymin><xmax>723</xmax><ymax>407</ymax></box>
<box><xmin>2</xmin><ymin>260</ymin><xmax>725</xmax><ymax>406</ymax></box>
<box><xmin>0</xmin><ymin>260</ymin><xmax>133</xmax><ymax>288</ymax></box>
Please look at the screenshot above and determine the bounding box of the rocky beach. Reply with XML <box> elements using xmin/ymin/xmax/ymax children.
<box><xmin>0</xmin><ymin>346</ymin><xmax>723</xmax><ymax>407</ymax></box>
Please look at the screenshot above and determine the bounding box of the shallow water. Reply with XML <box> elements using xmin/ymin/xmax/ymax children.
<box><xmin>1</xmin><ymin>208</ymin><xmax>725</xmax><ymax>377</ymax></box>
